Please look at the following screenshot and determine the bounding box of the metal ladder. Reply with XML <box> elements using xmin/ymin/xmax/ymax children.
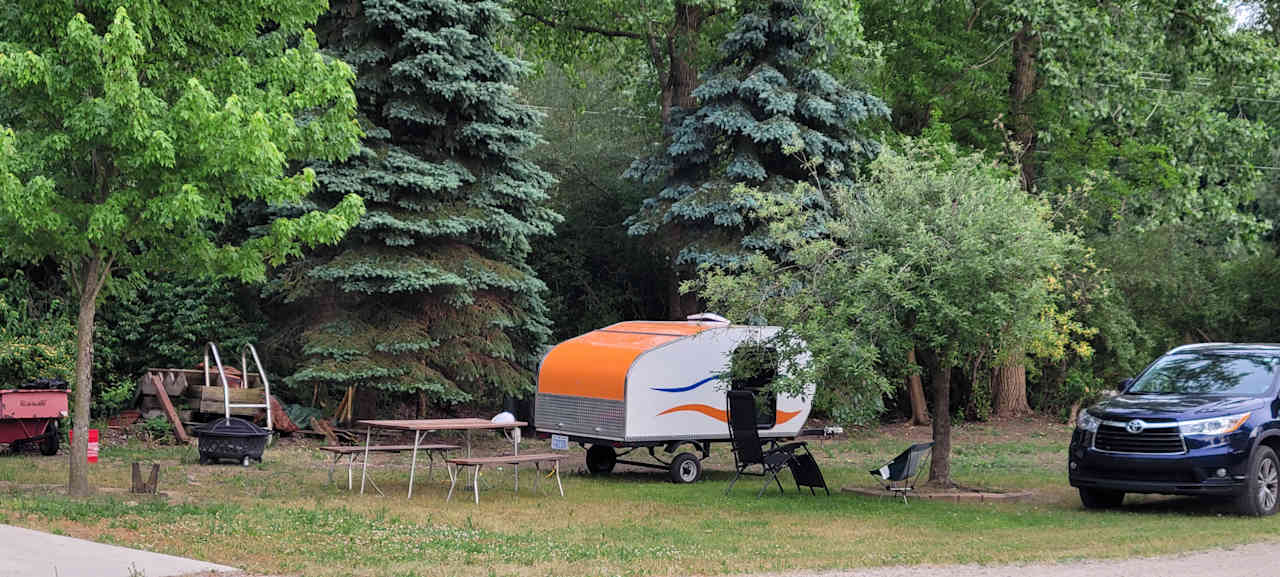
<box><xmin>203</xmin><ymin>342</ymin><xmax>273</xmax><ymax>430</ymax></box>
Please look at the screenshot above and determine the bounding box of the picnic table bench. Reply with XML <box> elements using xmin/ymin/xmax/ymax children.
<box><xmin>446</xmin><ymin>453</ymin><xmax>564</xmax><ymax>504</ymax></box>
<box><xmin>357</xmin><ymin>418</ymin><xmax>525</xmax><ymax>499</ymax></box>
<box><xmin>320</xmin><ymin>444</ymin><xmax>459</xmax><ymax>492</ymax></box>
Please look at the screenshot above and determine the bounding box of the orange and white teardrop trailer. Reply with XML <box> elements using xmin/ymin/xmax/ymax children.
<box><xmin>535</xmin><ymin>316</ymin><xmax>813</xmax><ymax>483</ymax></box>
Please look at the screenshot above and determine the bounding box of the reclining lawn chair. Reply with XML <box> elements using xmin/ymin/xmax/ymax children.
<box><xmin>870</xmin><ymin>441</ymin><xmax>934</xmax><ymax>503</ymax></box>
<box><xmin>725</xmin><ymin>390</ymin><xmax>827</xmax><ymax>497</ymax></box>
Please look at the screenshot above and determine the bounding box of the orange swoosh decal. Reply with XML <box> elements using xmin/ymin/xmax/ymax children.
<box><xmin>656</xmin><ymin>405</ymin><xmax>804</xmax><ymax>426</ymax></box>
<box><xmin>657</xmin><ymin>404</ymin><xmax>727</xmax><ymax>422</ymax></box>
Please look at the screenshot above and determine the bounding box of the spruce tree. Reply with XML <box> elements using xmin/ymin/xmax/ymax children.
<box><xmin>627</xmin><ymin>0</ymin><xmax>889</xmax><ymax>269</ymax></box>
<box><xmin>291</xmin><ymin>0</ymin><xmax>560</xmax><ymax>407</ymax></box>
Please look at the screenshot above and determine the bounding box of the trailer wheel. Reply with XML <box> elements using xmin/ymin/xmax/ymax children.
<box><xmin>39</xmin><ymin>422</ymin><xmax>59</xmax><ymax>456</ymax></box>
<box><xmin>586</xmin><ymin>444</ymin><xmax>616</xmax><ymax>475</ymax></box>
<box><xmin>669</xmin><ymin>452</ymin><xmax>701</xmax><ymax>484</ymax></box>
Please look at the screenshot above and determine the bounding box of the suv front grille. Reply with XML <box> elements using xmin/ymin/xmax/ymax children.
<box><xmin>1094</xmin><ymin>423</ymin><xmax>1186</xmax><ymax>454</ymax></box>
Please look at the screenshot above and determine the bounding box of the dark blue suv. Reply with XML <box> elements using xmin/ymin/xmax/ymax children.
<box><xmin>1069</xmin><ymin>343</ymin><xmax>1280</xmax><ymax>516</ymax></box>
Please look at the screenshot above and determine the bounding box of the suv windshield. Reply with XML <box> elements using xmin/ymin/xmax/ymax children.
<box><xmin>1128</xmin><ymin>352</ymin><xmax>1280</xmax><ymax>395</ymax></box>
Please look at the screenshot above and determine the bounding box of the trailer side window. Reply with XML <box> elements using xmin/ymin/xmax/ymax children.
<box><xmin>728</xmin><ymin>343</ymin><xmax>778</xmax><ymax>429</ymax></box>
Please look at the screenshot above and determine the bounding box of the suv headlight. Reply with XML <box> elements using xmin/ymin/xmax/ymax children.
<box><xmin>1077</xmin><ymin>411</ymin><xmax>1100</xmax><ymax>432</ymax></box>
<box><xmin>1178</xmin><ymin>412</ymin><xmax>1251</xmax><ymax>436</ymax></box>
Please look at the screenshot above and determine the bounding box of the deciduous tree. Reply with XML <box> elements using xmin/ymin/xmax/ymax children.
<box><xmin>699</xmin><ymin>138</ymin><xmax>1075</xmax><ymax>486</ymax></box>
<box><xmin>0</xmin><ymin>3</ymin><xmax>364</xmax><ymax>495</ymax></box>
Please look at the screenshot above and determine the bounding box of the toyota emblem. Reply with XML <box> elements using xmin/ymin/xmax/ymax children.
<box><xmin>1126</xmin><ymin>419</ymin><xmax>1146</xmax><ymax>434</ymax></box>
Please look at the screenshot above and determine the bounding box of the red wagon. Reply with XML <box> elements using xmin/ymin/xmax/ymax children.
<box><xmin>0</xmin><ymin>388</ymin><xmax>68</xmax><ymax>455</ymax></box>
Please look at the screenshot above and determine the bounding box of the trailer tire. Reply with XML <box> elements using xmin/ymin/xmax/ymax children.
<box><xmin>586</xmin><ymin>445</ymin><xmax>616</xmax><ymax>475</ymax></box>
<box><xmin>39</xmin><ymin>422</ymin><xmax>59</xmax><ymax>456</ymax></box>
<box><xmin>669</xmin><ymin>452</ymin><xmax>701</xmax><ymax>484</ymax></box>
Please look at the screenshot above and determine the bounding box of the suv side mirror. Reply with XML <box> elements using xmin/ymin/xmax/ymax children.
<box><xmin>1119</xmin><ymin>377</ymin><xmax>1134</xmax><ymax>391</ymax></box>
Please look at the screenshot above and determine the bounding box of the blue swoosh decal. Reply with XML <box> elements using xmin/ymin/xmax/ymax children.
<box><xmin>652</xmin><ymin>374</ymin><xmax>721</xmax><ymax>393</ymax></box>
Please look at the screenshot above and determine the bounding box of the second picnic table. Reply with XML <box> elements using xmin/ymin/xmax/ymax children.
<box><xmin>356</xmin><ymin>418</ymin><xmax>526</xmax><ymax>499</ymax></box>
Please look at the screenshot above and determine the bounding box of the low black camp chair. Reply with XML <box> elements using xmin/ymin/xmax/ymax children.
<box><xmin>725</xmin><ymin>390</ymin><xmax>826</xmax><ymax>497</ymax></box>
<box><xmin>869</xmin><ymin>441</ymin><xmax>934</xmax><ymax>503</ymax></box>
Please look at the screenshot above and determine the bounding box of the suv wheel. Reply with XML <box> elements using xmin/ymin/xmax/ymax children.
<box><xmin>1236</xmin><ymin>445</ymin><xmax>1280</xmax><ymax>516</ymax></box>
<box><xmin>1079</xmin><ymin>487</ymin><xmax>1124</xmax><ymax>509</ymax></box>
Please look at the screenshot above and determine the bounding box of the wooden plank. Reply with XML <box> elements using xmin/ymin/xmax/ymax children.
<box><xmin>151</xmin><ymin>374</ymin><xmax>190</xmax><ymax>443</ymax></box>
<box><xmin>312</xmin><ymin>419</ymin><xmax>340</xmax><ymax>445</ymax></box>
<box><xmin>447</xmin><ymin>453</ymin><xmax>561</xmax><ymax>465</ymax></box>
<box><xmin>197</xmin><ymin>400</ymin><xmax>259</xmax><ymax>416</ymax></box>
<box><xmin>356</xmin><ymin>418</ymin><xmax>526</xmax><ymax>431</ymax></box>
<box><xmin>145</xmin><ymin>368</ymin><xmax>262</xmax><ymax>379</ymax></box>
<box><xmin>318</xmin><ymin>444</ymin><xmax>459</xmax><ymax>454</ymax></box>
<box><xmin>184</xmin><ymin>385</ymin><xmax>268</xmax><ymax>403</ymax></box>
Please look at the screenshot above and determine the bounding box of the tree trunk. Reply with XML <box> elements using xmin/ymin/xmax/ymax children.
<box><xmin>1009</xmin><ymin>20</ymin><xmax>1038</xmax><ymax>191</ymax></box>
<box><xmin>992</xmin><ymin>354</ymin><xmax>1033</xmax><ymax>417</ymax></box>
<box><xmin>354</xmin><ymin>386</ymin><xmax>379</xmax><ymax>421</ymax></box>
<box><xmin>69</xmin><ymin>255</ymin><xmax>107</xmax><ymax>497</ymax></box>
<box><xmin>666</xmin><ymin>266</ymin><xmax>703</xmax><ymax>320</ymax></box>
<box><xmin>918</xmin><ymin>348</ymin><xmax>952</xmax><ymax>487</ymax></box>
<box><xmin>906</xmin><ymin>348</ymin><xmax>929</xmax><ymax>426</ymax></box>
<box><xmin>659</xmin><ymin>2</ymin><xmax>704</xmax><ymax>127</ymax></box>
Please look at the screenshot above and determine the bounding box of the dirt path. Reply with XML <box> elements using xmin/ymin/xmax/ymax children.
<box><xmin>750</xmin><ymin>540</ymin><xmax>1280</xmax><ymax>577</ymax></box>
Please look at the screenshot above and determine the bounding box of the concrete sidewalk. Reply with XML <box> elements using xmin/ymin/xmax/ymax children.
<box><xmin>749</xmin><ymin>540</ymin><xmax>1280</xmax><ymax>577</ymax></box>
<box><xmin>0</xmin><ymin>524</ymin><xmax>237</xmax><ymax>577</ymax></box>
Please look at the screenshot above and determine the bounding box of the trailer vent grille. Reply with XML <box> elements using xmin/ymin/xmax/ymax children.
<box><xmin>535</xmin><ymin>393</ymin><xmax>625</xmax><ymax>440</ymax></box>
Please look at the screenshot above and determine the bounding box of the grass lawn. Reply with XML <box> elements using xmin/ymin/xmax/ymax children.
<box><xmin>0</xmin><ymin>417</ymin><xmax>1277</xmax><ymax>577</ymax></box>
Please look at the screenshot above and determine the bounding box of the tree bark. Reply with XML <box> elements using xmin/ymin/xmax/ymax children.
<box><xmin>918</xmin><ymin>348</ymin><xmax>952</xmax><ymax>487</ymax></box>
<box><xmin>1009</xmin><ymin>20</ymin><xmax>1038</xmax><ymax>191</ymax></box>
<box><xmin>666</xmin><ymin>265</ymin><xmax>703</xmax><ymax>319</ymax></box>
<box><xmin>992</xmin><ymin>22</ymin><xmax>1040</xmax><ymax>421</ymax></box>
<box><xmin>354</xmin><ymin>386</ymin><xmax>379</xmax><ymax>421</ymax></box>
<box><xmin>991</xmin><ymin>352</ymin><xmax>1033</xmax><ymax>417</ymax></box>
<box><xmin>69</xmin><ymin>255</ymin><xmax>108</xmax><ymax>497</ymax></box>
<box><xmin>906</xmin><ymin>348</ymin><xmax>930</xmax><ymax>426</ymax></box>
<box><xmin>656</xmin><ymin>2</ymin><xmax>705</xmax><ymax>127</ymax></box>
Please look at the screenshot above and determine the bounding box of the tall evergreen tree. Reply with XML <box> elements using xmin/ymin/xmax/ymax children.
<box><xmin>626</xmin><ymin>0</ymin><xmax>889</xmax><ymax>270</ymax></box>
<box><xmin>291</xmin><ymin>0</ymin><xmax>561</xmax><ymax>408</ymax></box>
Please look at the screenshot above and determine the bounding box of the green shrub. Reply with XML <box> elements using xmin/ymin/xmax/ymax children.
<box><xmin>0</xmin><ymin>269</ymin><xmax>74</xmax><ymax>386</ymax></box>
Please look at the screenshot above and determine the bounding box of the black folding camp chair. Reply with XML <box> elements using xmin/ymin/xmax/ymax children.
<box><xmin>725</xmin><ymin>390</ymin><xmax>825</xmax><ymax>497</ymax></box>
<box><xmin>869</xmin><ymin>441</ymin><xmax>934</xmax><ymax>503</ymax></box>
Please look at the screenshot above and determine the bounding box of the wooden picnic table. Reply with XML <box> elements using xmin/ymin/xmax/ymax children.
<box><xmin>320</xmin><ymin>444</ymin><xmax>459</xmax><ymax>491</ymax></box>
<box><xmin>356</xmin><ymin>418</ymin><xmax>527</xmax><ymax>499</ymax></box>
<box><xmin>446</xmin><ymin>453</ymin><xmax>564</xmax><ymax>504</ymax></box>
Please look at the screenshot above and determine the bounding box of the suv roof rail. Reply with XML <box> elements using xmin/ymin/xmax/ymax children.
<box><xmin>1169</xmin><ymin>342</ymin><xmax>1234</xmax><ymax>353</ymax></box>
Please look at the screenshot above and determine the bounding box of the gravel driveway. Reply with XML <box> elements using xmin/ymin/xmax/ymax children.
<box><xmin>745</xmin><ymin>541</ymin><xmax>1280</xmax><ymax>577</ymax></box>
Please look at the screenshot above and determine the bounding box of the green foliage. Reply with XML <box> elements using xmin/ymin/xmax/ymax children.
<box><xmin>627</xmin><ymin>0</ymin><xmax>889</xmax><ymax>269</ymax></box>
<box><xmin>725</xmin><ymin>340</ymin><xmax>779</xmax><ymax>390</ymax></box>
<box><xmin>511</xmin><ymin>0</ymin><xmax>735</xmax><ymax>127</ymax></box>
<box><xmin>290</xmin><ymin>0</ymin><xmax>562</xmax><ymax>404</ymax></box>
<box><xmin>0</xmin><ymin>1</ymin><xmax>365</xmax><ymax>491</ymax></box>
<box><xmin>698</xmin><ymin>137</ymin><xmax>1077</xmax><ymax>424</ymax></box>
<box><xmin>523</xmin><ymin>67</ymin><xmax>671</xmax><ymax>339</ymax></box>
<box><xmin>93</xmin><ymin>379</ymin><xmax>136</xmax><ymax>418</ymax></box>
<box><xmin>862</xmin><ymin>0</ymin><xmax>1280</xmax><ymax>417</ymax></box>
<box><xmin>140</xmin><ymin>415</ymin><xmax>172</xmax><ymax>442</ymax></box>
<box><xmin>0</xmin><ymin>4</ymin><xmax>366</xmax><ymax>284</ymax></box>
<box><xmin>0</xmin><ymin>268</ymin><xmax>73</xmax><ymax>386</ymax></box>
<box><xmin>94</xmin><ymin>276</ymin><xmax>266</xmax><ymax>385</ymax></box>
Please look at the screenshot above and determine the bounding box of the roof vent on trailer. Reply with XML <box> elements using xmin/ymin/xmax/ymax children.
<box><xmin>686</xmin><ymin>313</ymin><xmax>730</xmax><ymax>324</ymax></box>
